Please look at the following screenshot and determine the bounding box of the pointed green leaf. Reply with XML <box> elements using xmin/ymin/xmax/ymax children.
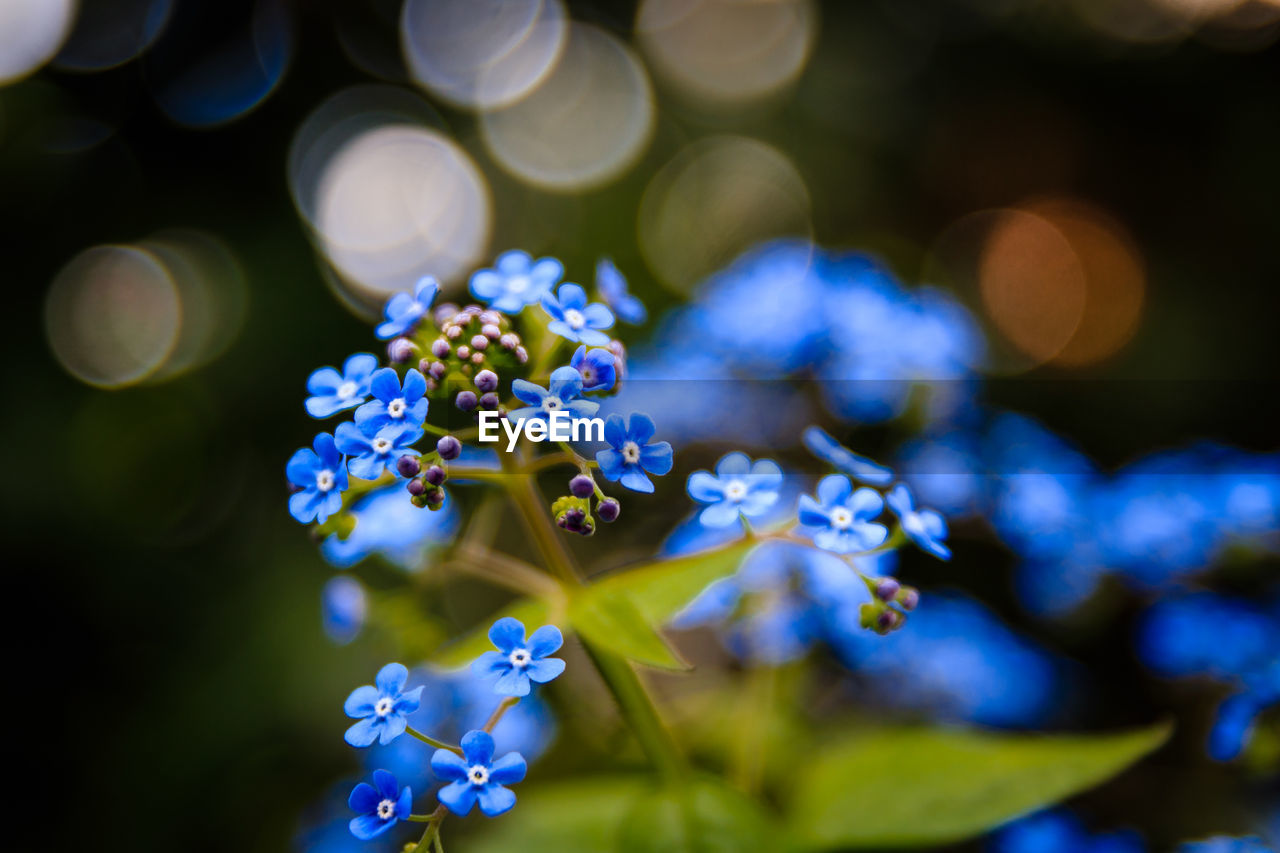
<box><xmin>569</xmin><ymin>586</ymin><xmax>688</xmax><ymax>670</ymax></box>
<box><xmin>789</xmin><ymin>722</ymin><xmax>1172</xmax><ymax>849</ymax></box>
<box><xmin>430</xmin><ymin>597</ymin><xmax>554</xmax><ymax>669</ymax></box>
<box><xmin>590</xmin><ymin>537</ymin><xmax>760</xmax><ymax>624</ymax></box>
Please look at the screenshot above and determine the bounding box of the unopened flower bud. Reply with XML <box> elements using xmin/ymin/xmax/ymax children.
<box><xmin>500</xmin><ymin>333</ymin><xmax>519</xmax><ymax>350</ymax></box>
<box><xmin>875</xmin><ymin>578</ymin><xmax>901</xmax><ymax>602</ymax></box>
<box><xmin>396</xmin><ymin>455</ymin><xmax>422</xmax><ymax>477</ymax></box>
<box><xmin>431</xmin><ymin>339</ymin><xmax>451</xmax><ymax>358</ymax></box>
<box><xmin>480</xmin><ymin>310</ymin><xmax>501</xmax><ymax>326</ymax></box>
<box><xmin>425</xmin><ymin>487</ymin><xmax>445</xmax><ymax>504</ymax></box>
<box><xmin>876</xmin><ymin>610</ymin><xmax>902</xmax><ymax>632</ymax></box>
<box><xmin>471</xmin><ymin>352</ymin><xmax>485</xmax><ymax>364</ymax></box>
<box><xmin>457</xmin><ymin>345</ymin><xmax>471</xmax><ymax>359</ymax></box>
<box><xmin>475</xmin><ymin>369</ymin><xmax>498</xmax><ymax>392</ymax></box>
<box><xmin>481</xmin><ymin>323</ymin><xmax>501</xmax><ymax>340</ymax></box>
<box><xmin>429</xmin><ymin>361</ymin><xmax>447</xmax><ymax>380</ymax></box>
<box><xmin>388</xmin><ymin>337</ymin><xmax>416</xmax><ymax>363</ymax></box>
<box><xmin>570</xmin><ymin>474</ymin><xmax>595</xmax><ymax>498</ymax></box>
<box><xmin>407</xmin><ymin>479</ymin><xmax>426</xmax><ymax>496</ymax></box>
<box><xmin>597</xmin><ymin>497</ymin><xmax>620</xmax><ymax>522</ymax></box>
<box><xmin>424</xmin><ymin>465</ymin><xmax>446</xmax><ymax>486</ymax></box>
<box><xmin>455</xmin><ymin>390</ymin><xmax>478</xmax><ymax>412</ymax></box>
<box><xmin>445</xmin><ymin>325</ymin><xmax>463</xmax><ymax>339</ymax></box>
<box><xmin>436</xmin><ymin>435</ymin><xmax>462</xmax><ymax>460</ymax></box>
<box><xmin>410</xmin><ymin>493</ymin><xmax>428</xmax><ymax>508</ymax></box>
<box><xmin>896</xmin><ymin>588</ymin><xmax>919</xmax><ymax>611</ymax></box>
<box><xmin>479</xmin><ymin>392</ymin><xmax>499</xmax><ymax>409</ymax></box>
<box><xmin>470</xmin><ymin>334</ymin><xmax>488</xmax><ymax>351</ymax></box>
<box><xmin>515</xmin><ymin>346</ymin><xmax>528</xmax><ymax>364</ymax></box>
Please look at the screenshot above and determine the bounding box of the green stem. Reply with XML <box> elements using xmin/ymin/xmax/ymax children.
<box><xmin>406</xmin><ymin>726</ymin><xmax>462</xmax><ymax>753</ymax></box>
<box><xmin>433</xmin><ymin>832</ymin><xmax>445</xmax><ymax>853</ymax></box>
<box><xmin>483</xmin><ymin>696</ymin><xmax>520</xmax><ymax>732</ymax></box>
<box><xmin>409</xmin><ymin>805</ymin><xmax>449</xmax><ymax>853</ymax></box>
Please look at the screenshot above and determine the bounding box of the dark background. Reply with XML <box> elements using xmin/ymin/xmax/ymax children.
<box><xmin>3</xmin><ymin>1</ymin><xmax>1278</xmax><ymax>850</ymax></box>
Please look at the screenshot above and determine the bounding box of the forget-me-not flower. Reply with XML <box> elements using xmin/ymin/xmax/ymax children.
<box><xmin>305</xmin><ymin>353</ymin><xmax>378</xmax><ymax>418</ymax></box>
<box><xmin>569</xmin><ymin>345</ymin><xmax>617</xmax><ymax>392</ymax></box>
<box><xmin>469</xmin><ymin>250</ymin><xmax>562</xmax><ymax>313</ymax></box>
<box><xmin>286</xmin><ymin>432</ymin><xmax>348</xmax><ymax>524</ymax></box>
<box><xmin>886</xmin><ymin>483</ymin><xmax>952</xmax><ymax>560</ymax></box>
<box><xmin>355</xmin><ymin>368</ymin><xmax>429</xmax><ymax>436</ymax></box>
<box><xmin>541</xmin><ymin>283</ymin><xmax>614</xmax><ymax>345</ymax></box>
<box><xmin>687</xmin><ymin>452</ymin><xmax>783</xmax><ymax>528</ymax></box>
<box><xmin>375</xmin><ymin>276</ymin><xmax>439</xmax><ymax>340</ymax></box>
<box><xmin>472</xmin><ymin>617</ymin><xmax>566</xmax><ymax>697</ymax></box>
<box><xmin>335</xmin><ymin>421</ymin><xmax>422</xmax><ymax>480</ymax></box>
<box><xmin>344</xmin><ymin>662</ymin><xmax>425</xmax><ymax>747</ymax></box>
<box><xmin>596</xmin><ymin>413</ymin><xmax>673</xmax><ymax>494</ymax></box>
<box><xmin>596</xmin><ymin>257</ymin><xmax>647</xmax><ymax>324</ymax></box>
<box><xmin>802</xmin><ymin>426</ymin><xmax>894</xmax><ymax>485</ymax></box>
<box><xmin>348</xmin><ymin>769</ymin><xmax>412</xmax><ymax>839</ymax></box>
<box><xmin>509</xmin><ymin>366</ymin><xmax>600</xmax><ymax>424</ymax></box>
<box><xmin>799</xmin><ymin>474</ymin><xmax>888</xmax><ymax>554</ymax></box>
<box><xmin>431</xmin><ymin>730</ymin><xmax>526</xmax><ymax>817</ymax></box>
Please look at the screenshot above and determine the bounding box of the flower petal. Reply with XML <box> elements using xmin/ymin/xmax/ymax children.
<box><xmin>430</xmin><ymin>749</ymin><xmax>469</xmax><ymax>781</ymax></box>
<box><xmin>525</xmin><ymin>657</ymin><xmax>566</xmax><ymax>684</ymax></box>
<box><xmin>488</xmin><ymin>752</ymin><xmax>527</xmax><ymax>785</ymax></box>
<box><xmin>493</xmin><ymin>667</ymin><xmax>531</xmax><ymax>696</ymax></box>
<box><xmin>343</xmin><ymin>685</ymin><xmax>379</xmax><ymax>717</ymax></box>
<box><xmin>401</xmin><ymin>368</ymin><xmax>427</xmax><ymax>402</ymax></box>
<box><xmin>437</xmin><ymin>780</ymin><xmax>477</xmax><ymax>816</ymax></box>
<box><xmin>816</xmin><ymin>474</ymin><xmax>853</xmax><ymax>507</ymax></box>
<box><xmin>377</xmin><ymin>713</ymin><xmax>407</xmax><ymax>745</ymax></box>
<box><xmin>687</xmin><ymin>471</ymin><xmax>724</xmax><ymax>503</ymax></box>
<box><xmin>307</xmin><ymin>367</ymin><xmax>343</xmax><ymax>395</ymax></box>
<box><xmin>349</xmin><ymin>813</ymin><xmax>393</xmax><ymax>840</ymax></box>
<box><xmin>488</xmin><ymin>617</ymin><xmax>526</xmax><ymax>653</ymax></box>
<box><xmin>627</xmin><ymin>413</ymin><xmax>656</xmax><ymax>445</ymax></box>
<box><xmin>477</xmin><ymin>784</ymin><xmax>517</xmax><ymax>817</ymax></box>
<box><xmin>558</xmin><ymin>283</ymin><xmax>588</xmax><ymax>310</ymax></box>
<box><xmin>848</xmin><ymin>487</ymin><xmax>885</xmax><ymax>519</ymax></box>
<box><xmin>527</xmin><ymin>624</ymin><xmax>564</xmax><ymax>657</ymax></box>
<box><xmin>375</xmin><ymin>662</ymin><xmax>409</xmax><ymax>695</ymax></box>
<box><xmin>461</xmin><ymin>729</ymin><xmax>495</xmax><ymax>765</ymax></box>
<box><xmin>348</xmin><ymin>781</ymin><xmax>379</xmax><ymax>813</ymax></box>
<box><xmin>511</xmin><ymin>379</ymin><xmax>547</xmax><ymax>407</ymax></box>
<box><xmin>370</xmin><ymin>368</ymin><xmax>402</xmax><ymax>402</ymax></box>
<box><xmin>640</xmin><ymin>442</ymin><xmax>673</xmax><ymax>476</ymax></box>
<box><xmin>603</xmin><ymin>414</ymin><xmax>627</xmax><ymax>448</ymax></box>
<box><xmin>699</xmin><ymin>500</ymin><xmax>741</xmax><ymax>528</ymax></box>
<box><xmin>472</xmin><ymin>650</ymin><xmax>510</xmax><ymax>678</ymax></box>
<box><xmin>596</xmin><ymin>448</ymin><xmax>625</xmax><ymax>480</ymax></box>
<box><xmin>373</xmin><ymin>769</ymin><xmax>399</xmax><ymax>799</ymax></box>
<box><xmin>716</xmin><ymin>452</ymin><xmax>751</xmax><ymax>478</ymax></box>
<box><xmin>620</xmin><ymin>466</ymin><xmax>655</xmax><ymax>493</ymax></box>
<box><xmin>582</xmin><ymin>302</ymin><xmax>614</xmax><ymax>329</ymax></box>
<box><xmin>286</xmin><ymin>448</ymin><xmax>319</xmax><ymax>486</ymax></box>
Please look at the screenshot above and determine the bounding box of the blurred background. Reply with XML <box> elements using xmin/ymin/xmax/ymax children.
<box><xmin>2</xmin><ymin>0</ymin><xmax>1278</xmax><ymax>850</ymax></box>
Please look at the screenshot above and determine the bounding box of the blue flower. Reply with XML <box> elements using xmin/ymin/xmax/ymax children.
<box><xmin>989</xmin><ymin>809</ymin><xmax>1144</xmax><ymax>853</ymax></box>
<box><xmin>335</xmin><ymin>421</ymin><xmax>422</xmax><ymax>480</ymax></box>
<box><xmin>321</xmin><ymin>485</ymin><xmax>459</xmax><ymax>570</ymax></box>
<box><xmin>354</xmin><ymin>368</ymin><xmax>429</xmax><ymax>436</ymax></box>
<box><xmin>322</xmin><ymin>576</ymin><xmax>366</xmax><ymax>645</ymax></box>
<box><xmin>509</xmin><ymin>366</ymin><xmax>600</xmax><ymax>423</ymax></box>
<box><xmin>541</xmin><ymin>283</ymin><xmax>614</xmax><ymax>345</ymax></box>
<box><xmin>306</xmin><ymin>353</ymin><xmax>378</xmax><ymax>418</ymax></box>
<box><xmin>343</xmin><ymin>663</ymin><xmax>425</xmax><ymax>747</ymax></box>
<box><xmin>286</xmin><ymin>433</ymin><xmax>349</xmax><ymax>524</ymax></box>
<box><xmin>802</xmin><ymin>426</ymin><xmax>894</xmax><ymax>485</ymax></box>
<box><xmin>347</xmin><ymin>769</ymin><xmax>412</xmax><ymax>840</ymax></box>
<box><xmin>687</xmin><ymin>452</ymin><xmax>783</xmax><ymax>528</ymax></box>
<box><xmin>469</xmin><ymin>250</ymin><xmax>562</xmax><ymax>313</ymax></box>
<box><xmin>1179</xmin><ymin>838</ymin><xmax>1274</xmax><ymax>853</ymax></box>
<box><xmin>886</xmin><ymin>483</ymin><xmax>951</xmax><ymax>559</ymax></box>
<box><xmin>595</xmin><ymin>257</ymin><xmax>647</xmax><ymax>324</ymax></box>
<box><xmin>570</xmin><ymin>345</ymin><xmax>617</xmax><ymax>392</ymax></box>
<box><xmin>596</xmin><ymin>413</ymin><xmax>673</xmax><ymax>494</ymax></box>
<box><xmin>472</xmin><ymin>617</ymin><xmax>566</xmax><ymax>697</ymax></box>
<box><xmin>375</xmin><ymin>276</ymin><xmax>439</xmax><ymax>340</ymax></box>
<box><xmin>431</xmin><ymin>730</ymin><xmax>527</xmax><ymax>817</ymax></box>
<box><xmin>798</xmin><ymin>475</ymin><xmax>888</xmax><ymax>554</ymax></box>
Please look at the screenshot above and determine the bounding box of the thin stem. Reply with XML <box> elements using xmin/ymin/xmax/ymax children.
<box><xmin>409</xmin><ymin>805</ymin><xmax>449</xmax><ymax>853</ymax></box>
<box><xmin>444</xmin><ymin>466</ymin><xmax>508</xmax><ymax>483</ymax></box>
<box><xmin>420</xmin><ymin>421</ymin><xmax>450</xmax><ymax>437</ymax></box>
<box><xmin>483</xmin><ymin>696</ymin><xmax>520</xmax><ymax>732</ymax></box>
<box><xmin>407</xmin><ymin>814</ymin><xmax>433</xmax><ymax>823</ymax></box>
<box><xmin>433</xmin><ymin>832</ymin><xmax>445</xmax><ymax>853</ymax></box>
<box><xmin>406</xmin><ymin>726</ymin><xmax>462</xmax><ymax>753</ymax></box>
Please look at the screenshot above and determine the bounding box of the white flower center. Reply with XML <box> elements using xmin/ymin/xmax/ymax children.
<box><xmin>508</xmin><ymin>648</ymin><xmax>531</xmax><ymax>668</ymax></box>
<box><xmin>830</xmin><ymin>507</ymin><xmax>853</xmax><ymax>530</ymax></box>
<box><xmin>542</xmin><ymin>396</ymin><xmax>563</xmax><ymax>412</ymax></box>
<box><xmin>388</xmin><ymin>398</ymin><xmax>406</xmax><ymax>418</ymax></box>
<box><xmin>621</xmin><ymin>441</ymin><xmax>641</xmax><ymax>464</ymax></box>
<box><xmin>315</xmin><ymin>470</ymin><xmax>335</xmax><ymax>492</ymax></box>
<box><xmin>375</xmin><ymin>697</ymin><xmax>394</xmax><ymax>717</ymax></box>
<box><xmin>724</xmin><ymin>479</ymin><xmax>748</xmax><ymax>502</ymax></box>
<box><xmin>564</xmin><ymin>308</ymin><xmax>586</xmax><ymax>329</ymax></box>
<box><xmin>337</xmin><ymin>381</ymin><xmax>358</xmax><ymax>399</ymax></box>
<box><xmin>372</xmin><ymin>437</ymin><xmax>392</xmax><ymax>455</ymax></box>
<box><xmin>376</xmin><ymin>799</ymin><xmax>396</xmax><ymax>819</ymax></box>
<box><xmin>468</xmin><ymin>765</ymin><xmax>490</xmax><ymax>785</ymax></box>
<box><xmin>508</xmin><ymin>275</ymin><xmax>529</xmax><ymax>293</ymax></box>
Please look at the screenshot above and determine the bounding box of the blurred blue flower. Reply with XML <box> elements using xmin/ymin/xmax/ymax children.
<box><xmin>431</xmin><ymin>730</ymin><xmax>525</xmax><ymax>817</ymax></box>
<box><xmin>321</xmin><ymin>485</ymin><xmax>458</xmax><ymax>570</ymax></box>
<box><xmin>990</xmin><ymin>809</ymin><xmax>1144</xmax><ymax>853</ymax></box>
<box><xmin>895</xmin><ymin>430</ymin><xmax>985</xmax><ymax>517</ymax></box>
<box><xmin>321</xmin><ymin>576</ymin><xmax>366</xmax><ymax>645</ymax></box>
<box><xmin>306</xmin><ymin>354</ymin><xmax>378</xmax><ymax>418</ymax></box>
<box><xmin>470</xmin><ymin>250</ymin><xmax>561</xmax><ymax>313</ymax></box>
<box><xmin>802</xmin><ymin>426</ymin><xmax>894</xmax><ymax>485</ymax></box>
<box><xmin>335</xmin><ymin>422</ymin><xmax>422</xmax><ymax>480</ymax></box>
<box><xmin>596</xmin><ymin>413</ymin><xmax>673</xmax><ymax>494</ymax></box>
<box><xmin>886</xmin><ymin>483</ymin><xmax>951</xmax><ymax>560</ymax></box>
<box><xmin>541</xmin><ymin>283</ymin><xmax>614</xmax><ymax>345</ymax></box>
<box><xmin>1178</xmin><ymin>838</ymin><xmax>1275</xmax><ymax>853</ymax></box>
<box><xmin>375</xmin><ymin>276</ymin><xmax>438</xmax><ymax>340</ymax></box>
<box><xmin>472</xmin><ymin>618</ymin><xmax>566</xmax><ymax>697</ymax></box>
<box><xmin>344</xmin><ymin>663</ymin><xmax>424</xmax><ymax>748</ymax></box>
<box><xmin>798</xmin><ymin>475</ymin><xmax>888</xmax><ymax>554</ymax></box>
<box><xmin>510</xmin><ymin>366</ymin><xmax>600</xmax><ymax>424</ymax></box>
<box><xmin>595</xmin><ymin>257</ymin><xmax>647</xmax><ymax>324</ymax></box>
<box><xmin>569</xmin><ymin>345</ymin><xmax>616</xmax><ymax>393</ymax></box>
<box><xmin>287</xmin><ymin>433</ymin><xmax>348</xmax><ymax>524</ymax></box>
<box><xmin>354</xmin><ymin>368</ymin><xmax>429</xmax><ymax>437</ymax></box>
<box><xmin>347</xmin><ymin>770</ymin><xmax>412</xmax><ymax>840</ymax></box>
<box><xmin>687</xmin><ymin>452</ymin><xmax>783</xmax><ymax>528</ymax></box>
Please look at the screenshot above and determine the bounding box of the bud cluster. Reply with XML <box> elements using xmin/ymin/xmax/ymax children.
<box><xmin>859</xmin><ymin>575</ymin><xmax>918</xmax><ymax>635</ymax></box>
<box><xmin>417</xmin><ymin>304</ymin><xmax>529</xmax><ymax>413</ymax></box>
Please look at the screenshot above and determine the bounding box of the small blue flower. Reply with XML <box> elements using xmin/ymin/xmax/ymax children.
<box><xmin>802</xmin><ymin>426</ymin><xmax>894</xmax><ymax>485</ymax></box>
<box><xmin>431</xmin><ymin>730</ymin><xmax>527</xmax><ymax>817</ymax></box>
<box><xmin>322</xmin><ymin>576</ymin><xmax>366</xmax><ymax>645</ymax></box>
<box><xmin>286</xmin><ymin>433</ymin><xmax>349</xmax><ymax>524</ymax></box>
<box><xmin>595</xmin><ymin>257</ymin><xmax>647</xmax><ymax>324</ymax></box>
<box><xmin>541</xmin><ymin>283</ymin><xmax>614</xmax><ymax>345</ymax></box>
<box><xmin>335</xmin><ymin>421</ymin><xmax>423</xmax><ymax>480</ymax></box>
<box><xmin>886</xmin><ymin>483</ymin><xmax>952</xmax><ymax>560</ymax></box>
<box><xmin>306</xmin><ymin>353</ymin><xmax>378</xmax><ymax>418</ymax></box>
<box><xmin>472</xmin><ymin>617</ymin><xmax>566</xmax><ymax>697</ymax></box>
<box><xmin>798</xmin><ymin>475</ymin><xmax>888</xmax><ymax>554</ymax></box>
<box><xmin>569</xmin><ymin>345</ymin><xmax>617</xmax><ymax>392</ymax></box>
<box><xmin>470</xmin><ymin>250</ymin><xmax>562</xmax><ymax>313</ymax></box>
<box><xmin>355</xmin><ymin>368</ymin><xmax>429</xmax><ymax>436</ymax></box>
<box><xmin>347</xmin><ymin>769</ymin><xmax>412</xmax><ymax>839</ymax></box>
<box><xmin>687</xmin><ymin>452</ymin><xmax>783</xmax><ymax>528</ymax></box>
<box><xmin>596</xmin><ymin>413</ymin><xmax>673</xmax><ymax>494</ymax></box>
<box><xmin>344</xmin><ymin>663</ymin><xmax>425</xmax><ymax>747</ymax></box>
<box><xmin>990</xmin><ymin>809</ymin><xmax>1144</xmax><ymax>853</ymax></box>
<box><xmin>509</xmin><ymin>366</ymin><xmax>600</xmax><ymax>423</ymax></box>
<box><xmin>375</xmin><ymin>276</ymin><xmax>439</xmax><ymax>340</ymax></box>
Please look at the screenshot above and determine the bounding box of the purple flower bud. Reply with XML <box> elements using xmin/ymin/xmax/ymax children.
<box><xmin>457</xmin><ymin>345</ymin><xmax>471</xmax><ymax>360</ymax></box>
<box><xmin>515</xmin><ymin>346</ymin><xmax>528</xmax><ymax>364</ymax></box>
<box><xmin>470</xmin><ymin>334</ymin><xmax>488</xmax><ymax>351</ymax></box>
<box><xmin>434</xmin><ymin>303</ymin><xmax>458</xmax><ymax>325</ymax></box>
<box><xmin>480</xmin><ymin>310</ymin><xmax>501</xmax><ymax>326</ymax></box>
<box><xmin>424</xmin><ymin>377</ymin><xmax>438</xmax><ymax>391</ymax></box>
<box><xmin>876</xmin><ymin>609</ymin><xmax>902</xmax><ymax>631</ymax></box>
<box><xmin>437</xmin><ymin>435</ymin><xmax>462</xmax><ymax>460</ymax></box>
<box><xmin>429</xmin><ymin>361</ymin><xmax>447</xmax><ymax>380</ymax></box>
<box><xmin>418</xmin><ymin>357</ymin><xmax>433</xmax><ymax>374</ymax></box>
<box><xmin>455</xmin><ymin>390</ymin><xmax>478</xmax><ymax>412</ymax></box>
<box><xmin>426</xmin><ymin>487</ymin><xmax>445</xmax><ymax>504</ymax></box>
<box><xmin>407</xmin><ymin>478</ymin><xmax>426</xmax><ymax>496</ymax></box>
<box><xmin>424</xmin><ymin>465</ymin><xmax>446</xmax><ymax>486</ymax></box>
<box><xmin>475</xmin><ymin>369</ymin><xmax>498</xmax><ymax>392</ymax></box>
<box><xmin>598</xmin><ymin>497</ymin><xmax>620</xmax><ymax>522</ymax></box>
<box><xmin>470</xmin><ymin>352</ymin><xmax>485</xmax><ymax>364</ymax></box>
<box><xmin>396</xmin><ymin>455</ymin><xmax>422</xmax><ymax>478</ymax></box>
<box><xmin>481</xmin><ymin>323</ymin><xmax>501</xmax><ymax>339</ymax></box>
<box><xmin>500</xmin><ymin>333</ymin><xmax>519</xmax><ymax>350</ymax></box>
<box><xmin>875</xmin><ymin>578</ymin><xmax>901</xmax><ymax>602</ymax></box>
<box><xmin>431</xmin><ymin>338</ymin><xmax>451</xmax><ymax>358</ymax></box>
<box><xmin>897</xmin><ymin>588</ymin><xmax>919</xmax><ymax>611</ymax></box>
<box><xmin>445</xmin><ymin>325</ymin><xmax>463</xmax><ymax>339</ymax></box>
<box><xmin>479</xmin><ymin>392</ymin><xmax>499</xmax><ymax>409</ymax></box>
<box><xmin>387</xmin><ymin>337</ymin><xmax>416</xmax><ymax>363</ymax></box>
<box><xmin>570</xmin><ymin>474</ymin><xmax>595</xmax><ymax>498</ymax></box>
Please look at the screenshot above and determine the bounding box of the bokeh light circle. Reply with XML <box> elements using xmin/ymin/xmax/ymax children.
<box><xmin>636</xmin><ymin>0</ymin><xmax>817</xmax><ymax>105</ymax></box>
<box><xmin>638</xmin><ymin>135</ymin><xmax>812</xmax><ymax>295</ymax></box>
<box><xmin>0</xmin><ymin>0</ymin><xmax>76</xmax><ymax>85</ymax></box>
<box><xmin>53</xmin><ymin>0</ymin><xmax>172</xmax><ymax>72</ymax></box>
<box><xmin>46</xmin><ymin>245</ymin><xmax>181</xmax><ymax>388</ymax></box>
<box><xmin>401</xmin><ymin>0</ymin><xmax>567</xmax><ymax>109</ymax></box>
<box><xmin>480</xmin><ymin>23</ymin><xmax>654</xmax><ymax>192</ymax></box>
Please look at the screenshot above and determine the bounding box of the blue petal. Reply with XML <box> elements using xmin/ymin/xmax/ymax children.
<box><xmin>640</xmin><ymin>442</ymin><xmax>673</xmax><ymax>476</ymax></box>
<box><xmin>582</xmin><ymin>302</ymin><xmax>614</xmax><ymax>329</ymax></box>
<box><xmin>461</xmin><ymin>729</ymin><xmax>495</xmax><ymax>765</ymax></box>
<box><xmin>699</xmin><ymin>500</ymin><xmax>741</xmax><ymax>528</ymax></box>
<box><xmin>525</xmin><ymin>657</ymin><xmax>565</xmax><ymax>683</ymax></box>
<box><xmin>470</xmin><ymin>270</ymin><xmax>502</xmax><ymax>299</ymax></box>
<box><xmin>716</xmin><ymin>452</ymin><xmax>752</xmax><ymax>477</ymax></box>
<box><xmin>511</xmin><ymin>379</ymin><xmax>547</xmax><ymax>407</ymax></box>
<box><xmin>620</xmin><ymin>466</ymin><xmax>655</xmax><ymax>494</ymax></box>
<box><xmin>489</xmin><ymin>752</ymin><xmax>527</xmax><ymax>785</ymax></box>
<box><xmin>603</xmin><ymin>414</ymin><xmax>627</xmax><ymax>448</ymax></box>
<box><xmin>430</xmin><ymin>748</ymin><xmax>468</xmax><ymax>781</ymax></box>
<box><xmin>344</xmin><ymin>685</ymin><xmax>379</xmax><ymax>717</ymax></box>
<box><xmin>576</xmin><ymin>328</ymin><xmax>612</xmax><ymax>346</ymax></box>
<box><xmin>334</xmin><ymin>421</ymin><xmax>371</xmax><ymax>455</ymax></box>
<box><xmin>377</xmin><ymin>713</ymin><xmax>407</xmax><ymax>745</ymax></box>
<box><xmin>472</xmin><ymin>650</ymin><xmax>510</xmax><ymax>678</ymax></box>
<box><xmin>547</xmin><ymin>366</ymin><xmax>584</xmax><ymax>399</ymax></box>
<box><xmin>566</xmin><ymin>398</ymin><xmax>599</xmax><ymax>419</ymax></box>
<box><xmin>307</xmin><ymin>367</ymin><xmax>343</xmax><ymax>395</ymax></box>
<box><xmin>816</xmin><ymin>474</ymin><xmax>853</xmax><ymax>507</ymax></box>
<box><xmin>596</xmin><ymin>448</ymin><xmax>625</xmax><ymax>480</ymax></box>
<box><xmin>688</xmin><ymin>471</ymin><xmax>724</xmax><ymax>503</ymax></box>
<box><xmin>477</xmin><ymin>784</ymin><xmax>517</xmax><ymax>817</ymax></box>
<box><xmin>373</xmin><ymin>769</ymin><xmax>399</xmax><ymax>799</ymax></box>
<box><xmin>848</xmin><ymin>487</ymin><xmax>885</xmax><ymax>520</ymax></box>
<box><xmin>344</xmin><ymin>352</ymin><xmax>379</xmax><ymax>380</ymax></box>
<box><xmin>348</xmin><ymin>453</ymin><xmax>387</xmax><ymax>480</ymax></box>
<box><xmin>376</xmin><ymin>662</ymin><xmax>409</xmax><ymax>695</ymax></box>
<box><xmin>557</xmin><ymin>283</ymin><xmax>588</xmax><ymax>311</ymax></box>
<box><xmin>541</xmin><ymin>294</ymin><xmax>566</xmax><ymax>321</ymax></box>
<box><xmin>395</xmin><ymin>786</ymin><xmax>413</xmax><ymax>819</ymax></box>
<box><xmin>314</xmin><ymin>432</ymin><xmax>342</xmax><ymax>468</ymax></box>
<box><xmin>286</xmin><ymin>448</ymin><xmax>319</xmax><ymax>486</ymax></box>
<box><xmin>488</xmin><ymin>617</ymin><xmax>526</xmax><ymax>653</ymax></box>
<box><xmin>627</xmin><ymin>413</ymin><xmax>656</xmax><ymax>444</ymax></box>
<box><xmin>437</xmin><ymin>780</ymin><xmax>477</xmax><ymax>816</ymax></box>
<box><xmin>348</xmin><ymin>782</ymin><xmax>379</xmax><ymax>813</ymax></box>
<box><xmin>494</xmin><ymin>668</ymin><xmax>531</xmax><ymax>696</ymax></box>
<box><xmin>349</xmin><ymin>813</ymin><xmax>393</xmax><ymax>839</ymax></box>
<box><xmin>289</xmin><ymin>489</ymin><xmax>322</xmax><ymax>523</ymax></box>
<box><xmin>527</xmin><ymin>624</ymin><xmax>564</xmax><ymax>657</ymax></box>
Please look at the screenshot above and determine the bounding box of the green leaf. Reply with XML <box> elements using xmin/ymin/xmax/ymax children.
<box><xmin>569</xmin><ymin>586</ymin><xmax>688</xmax><ymax>670</ymax></box>
<box><xmin>618</xmin><ymin>776</ymin><xmax>783</xmax><ymax>853</ymax></box>
<box><xmin>590</xmin><ymin>538</ymin><xmax>759</xmax><ymax>625</ymax></box>
<box><xmin>789</xmin><ymin>722</ymin><xmax>1172</xmax><ymax>849</ymax></box>
<box><xmin>463</xmin><ymin>776</ymin><xmax>643</xmax><ymax>853</ymax></box>
<box><xmin>430</xmin><ymin>597</ymin><xmax>554</xmax><ymax>669</ymax></box>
